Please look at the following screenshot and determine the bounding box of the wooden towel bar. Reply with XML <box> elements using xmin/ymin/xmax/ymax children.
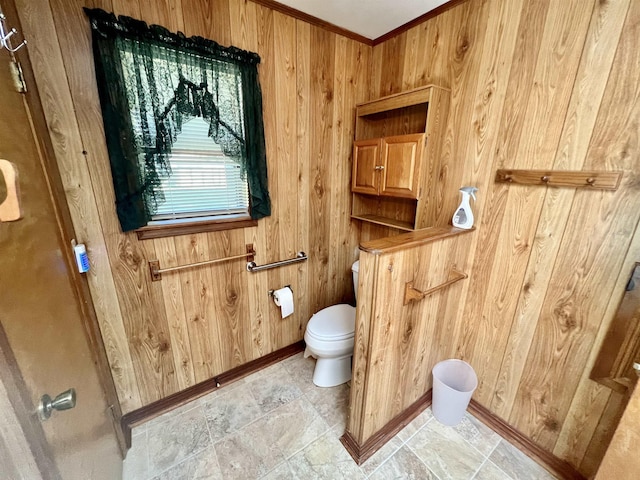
<box><xmin>404</xmin><ymin>267</ymin><xmax>468</xmax><ymax>305</ymax></box>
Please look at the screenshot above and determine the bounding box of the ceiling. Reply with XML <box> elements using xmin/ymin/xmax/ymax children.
<box><xmin>276</xmin><ymin>0</ymin><xmax>453</xmax><ymax>40</ymax></box>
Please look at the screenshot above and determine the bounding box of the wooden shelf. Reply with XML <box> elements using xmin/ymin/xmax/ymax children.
<box><xmin>356</xmin><ymin>85</ymin><xmax>450</xmax><ymax>117</ymax></box>
<box><xmin>351</xmin><ymin>214</ymin><xmax>415</xmax><ymax>232</ymax></box>
<box><xmin>360</xmin><ymin>226</ymin><xmax>474</xmax><ymax>254</ymax></box>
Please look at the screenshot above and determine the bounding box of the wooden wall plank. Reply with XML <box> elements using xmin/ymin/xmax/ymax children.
<box><xmin>181</xmin><ymin>0</ymin><xmax>231</xmax><ymax>45</ymax></box>
<box><xmin>137</xmin><ymin>0</ymin><xmax>184</xmax><ymax>31</ymax></box>
<box><xmin>295</xmin><ymin>19</ymin><xmax>312</xmax><ymax>329</ymax></box>
<box><xmin>173</xmin><ymin>234</ymin><xmax>217</xmax><ymax>382</ymax></box>
<box><xmin>152</xmin><ymin>236</ymin><xmax>195</xmax><ymax>390</ymax></box>
<box><xmin>492</xmin><ymin>0</ymin><xmax>631</xmax><ymax>419</ymax></box>
<box><xmin>328</xmin><ymin>36</ymin><xmax>349</xmax><ymax>304</ymax></box>
<box><xmin>272</xmin><ymin>11</ymin><xmax>301</xmax><ymax>346</ymax></box>
<box><xmin>207</xmin><ymin>230</ymin><xmax>252</xmax><ymax>368</ymax></box>
<box><xmin>348</xmin><ymin>252</ymin><xmax>379</xmax><ymax>443</ymax></box>
<box><xmin>255</xmin><ymin>4</ymin><xmax>287</xmax><ymax>348</ymax></box>
<box><xmin>228</xmin><ymin>0</ymin><xmax>271</xmax><ymax>360</ymax></box>
<box><xmin>308</xmin><ymin>25</ymin><xmax>335</xmax><ymax>315</ymax></box>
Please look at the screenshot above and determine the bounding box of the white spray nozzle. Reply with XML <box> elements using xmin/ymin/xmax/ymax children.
<box><xmin>459</xmin><ymin>186</ymin><xmax>478</xmax><ymax>202</ymax></box>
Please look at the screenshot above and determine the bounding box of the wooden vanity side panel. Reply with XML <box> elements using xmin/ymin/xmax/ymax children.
<box><xmin>347</xmin><ymin>252</ymin><xmax>379</xmax><ymax>443</ymax></box>
<box><xmin>354</xmin><ymin>233</ymin><xmax>472</xmax><ymax>442</ymax></box>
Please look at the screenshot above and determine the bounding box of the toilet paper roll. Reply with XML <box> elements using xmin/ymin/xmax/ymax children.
<box><xmin>273</xmin><ymin>286</ymin><xmax>294</xmax><ymax>319</ymax></box>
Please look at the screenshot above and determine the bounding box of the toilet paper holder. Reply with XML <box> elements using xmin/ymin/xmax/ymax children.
<box><xmin>268</xmin><ymin>285</ymin><xmax>292</xmax><ymax>297</ymax></box>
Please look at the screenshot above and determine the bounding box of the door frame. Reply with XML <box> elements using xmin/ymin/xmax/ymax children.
<box><xmin>1</xmin><ymin>0</ymin><xmax>125</xmax><ymax>453</ymax></box>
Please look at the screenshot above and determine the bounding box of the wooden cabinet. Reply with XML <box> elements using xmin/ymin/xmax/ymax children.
<box><xmin>352</xmin><ymin>134</ymin><xmax>424</xmax><ymax>199</ymax></box>
<box><xmin>350</xmin><ymin>85</ymin><xmax>449</xmax><ymax>231</ymax></box>
<box><xmin>380</xmin><ymin>134</ymin><xmax>424</xmax><ymax>198</ymax></box>
<box><xmin>352</xmin><ymin>139</ymin><xmax>381</xmax><ymax>195</ymax></box>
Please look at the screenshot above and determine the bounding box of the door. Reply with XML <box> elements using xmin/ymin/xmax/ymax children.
<box><xmin>0</xmin><ymin>5</ymin><xmax>123</xmax><ymax>478</ymax></box>
<box><xmin>595</xmin><ymin>382</ymin><xmax>640</xmax><ymax>479</ymax></box>
<box><xmin>380</xmin><ymin>133</ymin><xmax>424</xmax><ymax>199</ymax></box>
<box><xmin>352</xmin><ymin>138</ymin><xmax>381</xmax><ymax>195</ymax></box>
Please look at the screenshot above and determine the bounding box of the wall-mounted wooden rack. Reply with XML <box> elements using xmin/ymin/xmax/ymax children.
<box><xmin>495</xmin><ymin>169</ymin><xmax>622</xmax><ymax>190</ymax></box>
<box><xmin>404</xmin><ymin>267</ymin><xmax>467</xmax><ymax>305</ymax></box>
<box><xmin>149</xmin><ymin>244</ymin><xmax>255</xmax><ymax>281</ymax></box>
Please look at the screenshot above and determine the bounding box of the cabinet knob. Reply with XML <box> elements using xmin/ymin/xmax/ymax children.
<box><xmin>374</xmin><ymin>165</ymin><xmax>385</xmax><ymax>171</ymax></box>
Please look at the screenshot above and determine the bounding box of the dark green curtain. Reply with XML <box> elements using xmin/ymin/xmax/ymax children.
<box><xmin>84</xmin><ymin>8</ymin><xmax>271</xmax><ymax>231</ymax></box>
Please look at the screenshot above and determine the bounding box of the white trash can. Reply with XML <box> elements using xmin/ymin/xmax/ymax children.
<box><xmin>432</xmin><ymin>359</ymin><xmax>478</xmax><ymax>426</ymax></box>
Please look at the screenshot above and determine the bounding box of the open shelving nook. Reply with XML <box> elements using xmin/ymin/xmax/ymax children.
<box><xmin>351</xmin><ymin>85</ymin><xmax>450</xmax><ymax>231</ymax></box>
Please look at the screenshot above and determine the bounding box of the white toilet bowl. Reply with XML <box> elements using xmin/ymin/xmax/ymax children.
<box><xmin>303</xmin><ymin>260</ymin><xmax>360</xmax><ymax>387</ymax></box>
<box><xmin>304</xmin><ymin>304</ymin><xmax>356</xmax><ymax>387</ymax></box>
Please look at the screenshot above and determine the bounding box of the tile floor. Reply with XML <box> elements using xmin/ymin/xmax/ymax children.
<box><xmin>123</xmin><ymin>353</ymin><xmax>559</xmax><ymax>480</ymax></box>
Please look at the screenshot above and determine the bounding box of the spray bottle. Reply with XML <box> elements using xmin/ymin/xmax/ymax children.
<box><xmin>452</xmin><ymin>186</ymin><xmax>478</xmax><ymax>229</ymax></box>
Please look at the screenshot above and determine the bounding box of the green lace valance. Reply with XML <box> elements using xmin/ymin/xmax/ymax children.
<box><xmin>84</xmin><ymin>8</ymin><xmax>271</xmax><ymax>231</ymax></box>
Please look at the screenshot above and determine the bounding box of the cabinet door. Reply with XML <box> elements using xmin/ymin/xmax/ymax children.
<box><xmin>352</xmin><ymin>139</ymin><xmax>381</xmax><ymax>195</ymax></box>
<box><xmin>380</xmin><ymin>134</ymin><xmax>424</xmax><ymax>199</ymax></box>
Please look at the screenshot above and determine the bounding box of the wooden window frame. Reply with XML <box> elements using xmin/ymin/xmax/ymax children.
<box><xmin>135</xmin><ymin>214</ymin><xmax>257</xmax><ymax>240</ymax></box>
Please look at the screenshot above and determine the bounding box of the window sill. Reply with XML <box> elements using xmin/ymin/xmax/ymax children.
<box><xmin>135</xmin><ymin>214</ymin><xmax>257</xmax><ymax>240</ymax></box>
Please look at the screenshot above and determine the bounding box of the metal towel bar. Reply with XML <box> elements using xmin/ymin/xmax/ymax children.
<box><xmin>247</xmin><ymin>252</ymin><xmax>307</xmax><ymax>272</ymax></box>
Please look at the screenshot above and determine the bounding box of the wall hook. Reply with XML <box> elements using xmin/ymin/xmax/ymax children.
<box><xmin>0</xmin><ymin>12</ymin><xmax>27</xmax><ymax>53</ymax></box>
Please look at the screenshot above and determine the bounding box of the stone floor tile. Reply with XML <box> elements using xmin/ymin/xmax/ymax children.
<box><xmin>396</xmin><ymin>408</ymin><xmax>434</xmax><ymax>443</ymax></box>
<box><xmin>454</xmin><ymin>414</ymin><xmax>502</xmax><ymax>456</ymax></box>
<box><xmin>214</xmin><ymin>416</ymin><xmax>285</xmax><ymax>479</ymax></box>
<box><xmin>151</xmin><ymin>446</ymin><xmax>221</xmax><ymax>480</ymax></box>
<box><xmin>145</xmin><ymin>401</ymin><xmax>206</xmax><ymax>432</ymax></box>
<box><xmin>288</xmin><ymin>431</ymin><xmax>365</xmax><ymax>480</ymax></box>
<box><xmin>359</xmin><ymin>436</ymin><xmax>403</xmax><ymax>477</ymax></box>
<box><xmin>259</xmin><ymin>461</ymin><xmax>298</xmax><ymax>480</ymax></box>
<box><xmin>243</xmin><ymin>362</ymin><xmax>285</xmax><ymax>384</ymax></box>
<box><xmin>368</xmin><ymin>445</ymin><xmax>438</xmax><ymax>480</ymax></box>
<box><xmin>408</xmin><ymin>418</ymin><xmax>486</xmax><ymax>480</ymax></box>
<box><xmin>473</xmin><ymin>460</ymin><xmax>514</xmax><ymax>480</ymax></box>
<box><xmin>280</xmin><ymin>352</ymin><xmax>317</xmax><ymax>393</ymax></box>
<box><xmin>123</xmin><ymin>427</ymin><xmax>148</xmax><ymax>480</ymax></box>
<box><xmin>304</xmin><ymin>382</ymin><xmax>350</xmax><ymax>430</ymax></box>
<box><xmin>248</xmin><ymin>367</ymin><xmax>303</xmax><ymax>414</ymax></box>
<box><xmin>147</xmin><ymin>405</ymin><xmax>211</xmax><ymax>478</ymax></box>
<box><xmin>261</xmin><ymin>396</ymin><xmax>330</xmax><ymax>458</ymax></box>
<box><xmin>489</xmin><ymin>440</ymin><xmax>558</xmax><ymax>480</ymax></box>
<box><xmin>203</xmin><ymin>383</ymin><xmax>262</xmax><ymax>442</ymax></box>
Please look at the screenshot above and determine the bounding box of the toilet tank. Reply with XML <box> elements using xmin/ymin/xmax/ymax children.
<box><xmin>352</xmin><ymin>260</ymin><xmax>360</xmax><ymax>301</ymax></box>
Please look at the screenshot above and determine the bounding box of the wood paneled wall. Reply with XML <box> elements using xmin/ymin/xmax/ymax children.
<box><xmin>17</xmin><ymin>0</ymin><xmax>370</xmax><ymax>413</ymax></box>
<box><xmin>363</xmin><ymin>0</ymin><xmax>640</xmax><ymax>475</ymax></box>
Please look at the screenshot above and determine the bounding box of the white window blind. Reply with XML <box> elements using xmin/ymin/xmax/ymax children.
<box><xmin>151</xmin><ymin>117</ymin><xmax>249</xmax><ymax>221</ymax></box>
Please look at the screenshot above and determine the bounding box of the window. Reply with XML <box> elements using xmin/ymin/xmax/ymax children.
<box><xmin>151</xmin><ymin>117</ymin><xmax>250</xmax><ymax>221</ymax></box>
<box><xmin>84</xmin><ymin>8</ymin><xmax>271</xmax><ymax>235</ymax></box>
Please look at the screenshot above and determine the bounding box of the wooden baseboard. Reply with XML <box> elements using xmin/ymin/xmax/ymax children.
<box><xmin>340</xmin><ymin>392</ymin><xmax>585</xmax><ymax>479</ymax></box>
<box><xmin>468</xmin><ymin>400</ymin><xmax>585</xmax><ymax>480</ymax></box>
<box><xmin>340</xmin><ymin>390</ymin><xmax>432</xmax><ymax>465</ymax></box>
<box><xmin>121</xmin><ymin>341</ymin><xmax>304</xmax><ymax>448</ymax></box>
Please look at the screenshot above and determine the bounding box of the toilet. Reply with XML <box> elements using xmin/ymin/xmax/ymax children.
<box><xmin>304</xmin><ymin>260</ymin><xmax>359</xmax><ymax>387</ymax></box>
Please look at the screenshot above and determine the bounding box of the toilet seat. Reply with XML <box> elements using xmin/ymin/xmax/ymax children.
<box><xmin>306</xmin><ymin>304</ymin><xmax>355</xmax><ymax>341</ymax></box>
